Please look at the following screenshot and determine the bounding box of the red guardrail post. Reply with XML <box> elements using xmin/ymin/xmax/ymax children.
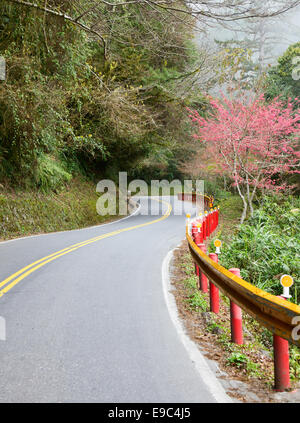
<box><xmin>198</xmin><ymin>244</ymin><xmax>208</xmax><ymax>293</ymax></box>
<box><xmin>206</xmin><ymin>214</ymin><xmax>210</xmax><ymax>238</ymax></box>
<box><xmin>206</xmin><ymin>213</ymin><xmax>209</xmax><ymax>236</ymax></box>
<box><xmin>273</xmin><ymin>335</ymin><xmax>290</xmax><ymax>391</ymax></box>
<box><xmin>202</xmin><ymin>219</ymin><xmax>206</xmax><ymax>240</ymax></box>
<box><xmin>273</xmin><ymin>296</ymin><xmax>290</xmax><ymax>391</ymax></box>
<box><xmin>214</xmin><ymin>209</ymin><xmax>218</xmax><ymax>230</ymax></box>
<box><xmin>209</xmin><ymin>253</ymin><xmax>220</xmax><ymax>314</ymax></box>
<box><xmin>229</xmin><ymin>268</ymin><xmax>243</xmax><ymax>345</ymax></box>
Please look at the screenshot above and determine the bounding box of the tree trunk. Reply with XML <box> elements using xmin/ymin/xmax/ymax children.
<box><xmin>235</xmin><ymin>179</ymin><xmax>248</xmax><ymax>224</ymax></box>
<box><xmin>240</xmin><ymin>197</ymin><xmax>248</xmax><ymax>224</ymax></box>
<box><xmin>246</xmin><ymin>174</ymin><xmax>254</xmax><ymax>217</ymax></box>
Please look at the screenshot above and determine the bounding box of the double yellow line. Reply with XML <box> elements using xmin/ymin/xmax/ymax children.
<box><xmin>0</xmin><ymin>198</ymin><xmax>172</xmax><ymax>298</ymax></box>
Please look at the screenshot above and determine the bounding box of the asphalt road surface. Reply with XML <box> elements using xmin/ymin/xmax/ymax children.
<box><xmin>0</xmin><ymin>196</ymin><xmax>228</xmax><ymax>403</ymax></box>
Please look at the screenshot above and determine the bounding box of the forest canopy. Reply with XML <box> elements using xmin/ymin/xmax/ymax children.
<box><xmin>0</xmin><ymin>0</ymin><xmax>299</xmax><ymax>191</ymax></box>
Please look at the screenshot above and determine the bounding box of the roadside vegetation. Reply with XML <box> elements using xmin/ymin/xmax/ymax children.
<box><xmin>180</xmin><ymin>37</ymin><xmax>300</xmax><ymax>394</ymax></box>
<box><xmin>205</xmin><ymin>192</ymin><xmax>300</xmax><ymax>390</ymax></box>
<box><xmin>210</xmin><ymin>195</ymin><xmax>300</xmax><ymax>304</ymax></box>
<box><xmin>0</xmin><ymin>177</ymin><xmax>122</xmax><ymax>240</ymax></box>
<box><xmin>173</xmin><ymin>190</ymin><xmax>300</xmax><ymax>397</ymax></box>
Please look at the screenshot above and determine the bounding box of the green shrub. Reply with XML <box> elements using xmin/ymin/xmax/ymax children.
<box><xmin>34</xmin><ymin>155</ymin><xmax>72</xmax><ymax>192</ymax></box>
<box><xmin>226</xmin><ymin>352</ymin><xmax>248</xmax><ymax>368</ymax></box>
<box><xmin>219</xmin><ymin>196</ymin><xmax>300</xmax><ymax>303</ymax></box>
<box><xmin>0</xmin><ymin>1</ymin><xmax>201</xmax><ymax>188</ymax></box>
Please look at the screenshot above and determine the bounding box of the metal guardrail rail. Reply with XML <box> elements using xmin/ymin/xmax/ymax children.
<box><xmin>186</xmin><ymin>230</ymin><xmax>300</xmax><ymax>347</ymax></box>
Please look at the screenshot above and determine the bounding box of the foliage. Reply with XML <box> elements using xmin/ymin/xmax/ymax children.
<box><xmin>215</xmin><ymin>41</ymin><xmax>258</xmax><ymax>88</ymax></box>
<box><xmin>204</xmin><ymin>179</ymin><xmax>231</xmax><ymax>201</ymax></box>
<box><xmin>34</xmin><ymin>155</ymin><xmax>72</xmax><ymax>192</ymax></box>
<box><xmin>0</xmin><ymin>177</ymin><xmax>118</xmax><ymax>239</ymax></box>
<box><xmin>265</xmin><ymin>42</ymin><xmax>300</xmax><ymax>103</ymax></box>
<box><xmin>226</xmin><ymin>352</ymin><xmax>248</xmax><ymax>368</ymax></box>
<box><xmin>0</xmin><ymin>0</ymin><xmax>205</xmax><ymax>188</ymax></box>
<box><xmin>219</xmin><ymin>196</ymin><xmax>300</xmax><ymax>303</ymax></box>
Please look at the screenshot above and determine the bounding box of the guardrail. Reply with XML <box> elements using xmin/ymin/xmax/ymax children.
<box><xmin>179</xmin><ymin>193</ymin><xmax>300</xmax><ymax>392</ymax></box>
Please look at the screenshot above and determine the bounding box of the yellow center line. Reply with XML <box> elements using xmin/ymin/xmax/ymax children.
<box><xmin>0</xmin><ymin>198</ymin><xmax>172</xmax><ymax>297</ymax></box>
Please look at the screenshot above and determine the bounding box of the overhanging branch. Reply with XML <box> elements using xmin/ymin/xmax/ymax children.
<box><xmin>5</xmin><ymin>0</ymin><xmax>108</xmax><ymax>59</ymax></box>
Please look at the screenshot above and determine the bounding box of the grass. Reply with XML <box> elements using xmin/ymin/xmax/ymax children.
<box><xmin>211</xmin><ymin>195</ymin><xmax>244</xmax><ymax>245</ymax></box>
<box><xmin>213</xmin><ymin>195</ymin><xmax>300</xmax><ymax>304</ymax></box>
<box><xmin>0</xmin><ymin>177</ymin><xmax>123</xmax><ymax>240</ymax></box>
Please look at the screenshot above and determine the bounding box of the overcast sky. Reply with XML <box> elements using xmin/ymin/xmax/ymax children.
<box><xmin>194</xmin><ymin>5</ymin><xmax>300</xmax><ymax>64</ymax></box>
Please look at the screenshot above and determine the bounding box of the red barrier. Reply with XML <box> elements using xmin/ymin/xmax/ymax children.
<box><xmin>211</xmin><ymin>210</ymin><xmax>215</xmax><ymax>233</ymax></box>
<box><xmin>194</xmin><ymin>224</ymin><xmax>203</xmax><ymax>245</ymax></box>
<box><xmin>274</xmin><ymin>335</ymin><xmax>290</xmax><ymax>391</ymax></box>
<box><xmin>195</xmin><ymin>230</ymin><xmax>203</xmax><ymax>245</ymax></box>
<box><xmin>208</xmin><ymin>253</ymin><xmax>219</xmax><ymax>314</ymax></box>
<box><xmin>202</xmin><ymin>219</ymin><xmax>207</xmax><ymax>240</ymax></box>
<box><xmin>229</xmin><ymin>268</ymin><xmax>243</xmax><ymax>345</ymax></box>
<box><xmin>211</xmin><ymin>210</ymin><xmax>215</xmax><ymax>232</ymax></box>
<box><xmin>273</xmin><ymin>296</ymin><xmax>290</xmax><ymax>391</ymax></box>
<box><xmin>198</xmin><ymin>244</ymin><xmax>208</xmax><ymax>293</ymax></box>
<box><xmin>191</xmin><ymin>222</ymin><xmax>198</xmax><ymax>237</ymax></box>
<box><xmin>205</xmin><ymin>213</ymin><xmax>209</xmax><ymax>238</ymax></box>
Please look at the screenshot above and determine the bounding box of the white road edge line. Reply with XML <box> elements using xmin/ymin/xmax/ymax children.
<box><xmin>162</xmin><ymin>248</ymin><xmax>232</xmax><ymax>404</ymax></box>
<box><xmin>0</xmin><ymin>199</ymin><xmax>141</xmax><ymax>246</ymax></box>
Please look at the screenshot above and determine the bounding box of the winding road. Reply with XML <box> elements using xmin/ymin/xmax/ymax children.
<box><xmin>0</xmin><ymin>196</ymin><xmax>229</xmax><ymax>403</ymax></box>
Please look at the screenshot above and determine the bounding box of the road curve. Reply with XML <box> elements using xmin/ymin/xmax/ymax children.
<box><xmin>0</xmin><ymin>196</ymin><xmax>227</xmax><ymax>403</ymax></box>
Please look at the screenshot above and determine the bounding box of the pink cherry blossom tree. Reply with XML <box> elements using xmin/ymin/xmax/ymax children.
<box><xmin>189</xmin><ymin>94</ymin><xmax>300</xmax><ymax>223</ymax></box>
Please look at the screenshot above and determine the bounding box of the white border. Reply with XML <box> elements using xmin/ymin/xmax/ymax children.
<box><xmin>162</xmin><ymin>248</ymin><xmax>232</xmax><ymax>403</ymax></box>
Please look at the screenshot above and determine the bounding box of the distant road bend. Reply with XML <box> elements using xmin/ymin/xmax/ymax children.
<box><xmin>0</xmin><ymin>196</ymin><xmax>229</xmax><ymax>403</ymax></box>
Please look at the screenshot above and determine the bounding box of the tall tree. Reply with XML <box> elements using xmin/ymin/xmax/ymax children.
<box><xmin>265</xmin><ymin>41</ymin><xmax>300</xmax><ymax>102</ymax></box>
<box><xmin>189</xmin><ymin>94</ymin><xmax>300</xmax><ymax>223</ymax></box>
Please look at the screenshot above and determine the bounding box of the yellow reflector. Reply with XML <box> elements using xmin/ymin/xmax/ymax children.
<box><xmin>280</xmin><ymin>275</ymin><xmax>294</xmax><ymax>288</ymax></box>
<box><xmin>214</xmin><ymin>239</ymin><xmax>222</xmax><ymax>248</ymax></box>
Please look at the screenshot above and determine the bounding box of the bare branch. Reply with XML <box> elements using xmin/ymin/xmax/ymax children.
<box><xmin>5</xmin><ymin>0</ymin><xmax>108</xmax><ymax>58</ymax></box>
